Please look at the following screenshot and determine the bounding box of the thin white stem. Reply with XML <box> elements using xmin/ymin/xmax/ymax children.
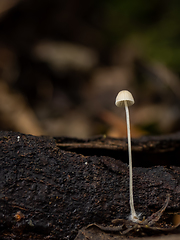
<box><xmin>124</xmin><ymin>101</ymin><xmax>137</xmax><ymax>220</ymax></box>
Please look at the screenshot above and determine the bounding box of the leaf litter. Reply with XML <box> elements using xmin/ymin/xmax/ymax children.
<box><xmin>75</xmin><ymin>194</ymin><xmax>180</xmax><ymax>239</ymax></box>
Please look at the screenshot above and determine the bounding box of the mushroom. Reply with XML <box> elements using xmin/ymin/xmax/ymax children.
<box><xmin>115</xmin><ymin>90</ymin><xmax>139</xmax><ymax>222</ymax></box>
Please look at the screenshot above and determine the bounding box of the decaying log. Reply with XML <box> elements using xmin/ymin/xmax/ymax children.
<box><xmin>56</xmin><ymin>132</ymin><xmax>180</xmax><ymax>167</ymax></box>
<box><xmin>0</xmin><ymin>131</ymin><xmax>180</xmax><ymax>239</ymax></box>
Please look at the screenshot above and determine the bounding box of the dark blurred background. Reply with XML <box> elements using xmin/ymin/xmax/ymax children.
<box><xmin>0</xmin><ymin>0</ymin><xmax>180</xmax><ymax>138</ymax></box>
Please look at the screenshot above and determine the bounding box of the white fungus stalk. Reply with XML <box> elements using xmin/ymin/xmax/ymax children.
<box><xmin>115</xmin><ymin>90</ymin><xmax>139</xmax><ymax>222</ymax></box>
<box><xmin>124</xmin><ymin>100</ymin><xmax>137</xmax><ymax>221</ymax></box>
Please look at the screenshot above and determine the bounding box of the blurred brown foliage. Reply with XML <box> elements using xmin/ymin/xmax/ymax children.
<box><xmin>0</xmin><ymin>0</ymin><xmax>180</xmax><ymax>137</ymax></box>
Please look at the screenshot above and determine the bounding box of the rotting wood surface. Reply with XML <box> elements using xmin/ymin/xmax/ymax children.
<box><xmin>0</xmin><ymin>131</ymin><xmax>180</xmax><ymax>239</ymax></box>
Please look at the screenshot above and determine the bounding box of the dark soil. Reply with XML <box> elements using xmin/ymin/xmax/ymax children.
<box><xmin>0</xmin><ymin>131</ymin><xmax>180</xmax><ymax>239</ymax></box>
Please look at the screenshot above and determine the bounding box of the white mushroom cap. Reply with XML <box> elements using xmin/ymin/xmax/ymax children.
<box><xmin>115</xmin><ymin>90</ymin><xmax>135</xmax><ymax>107</ymax></box>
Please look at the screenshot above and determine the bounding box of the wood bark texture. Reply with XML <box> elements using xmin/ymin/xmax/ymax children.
<box><xmin>0</xmin><ymin>131</ymin><xmax>180</xmax><ymax>239</ymax></box>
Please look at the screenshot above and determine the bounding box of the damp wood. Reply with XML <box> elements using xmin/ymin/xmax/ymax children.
<box><xmin>0</xmin><ymin>131</ymin><xmax>180</xmax><ymax>239</ymax></box>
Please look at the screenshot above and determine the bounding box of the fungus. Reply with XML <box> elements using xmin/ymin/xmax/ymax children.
<box><xmin>115</xmin><ymin>90</ymin><xmax>139</xmax><ymax>222</ymax></box>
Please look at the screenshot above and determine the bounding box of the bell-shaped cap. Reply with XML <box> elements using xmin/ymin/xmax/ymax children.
<box><xmin>115</xmin><ymin>90</ymin><xmax>135</xmax><ymax>107</ymax></box>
